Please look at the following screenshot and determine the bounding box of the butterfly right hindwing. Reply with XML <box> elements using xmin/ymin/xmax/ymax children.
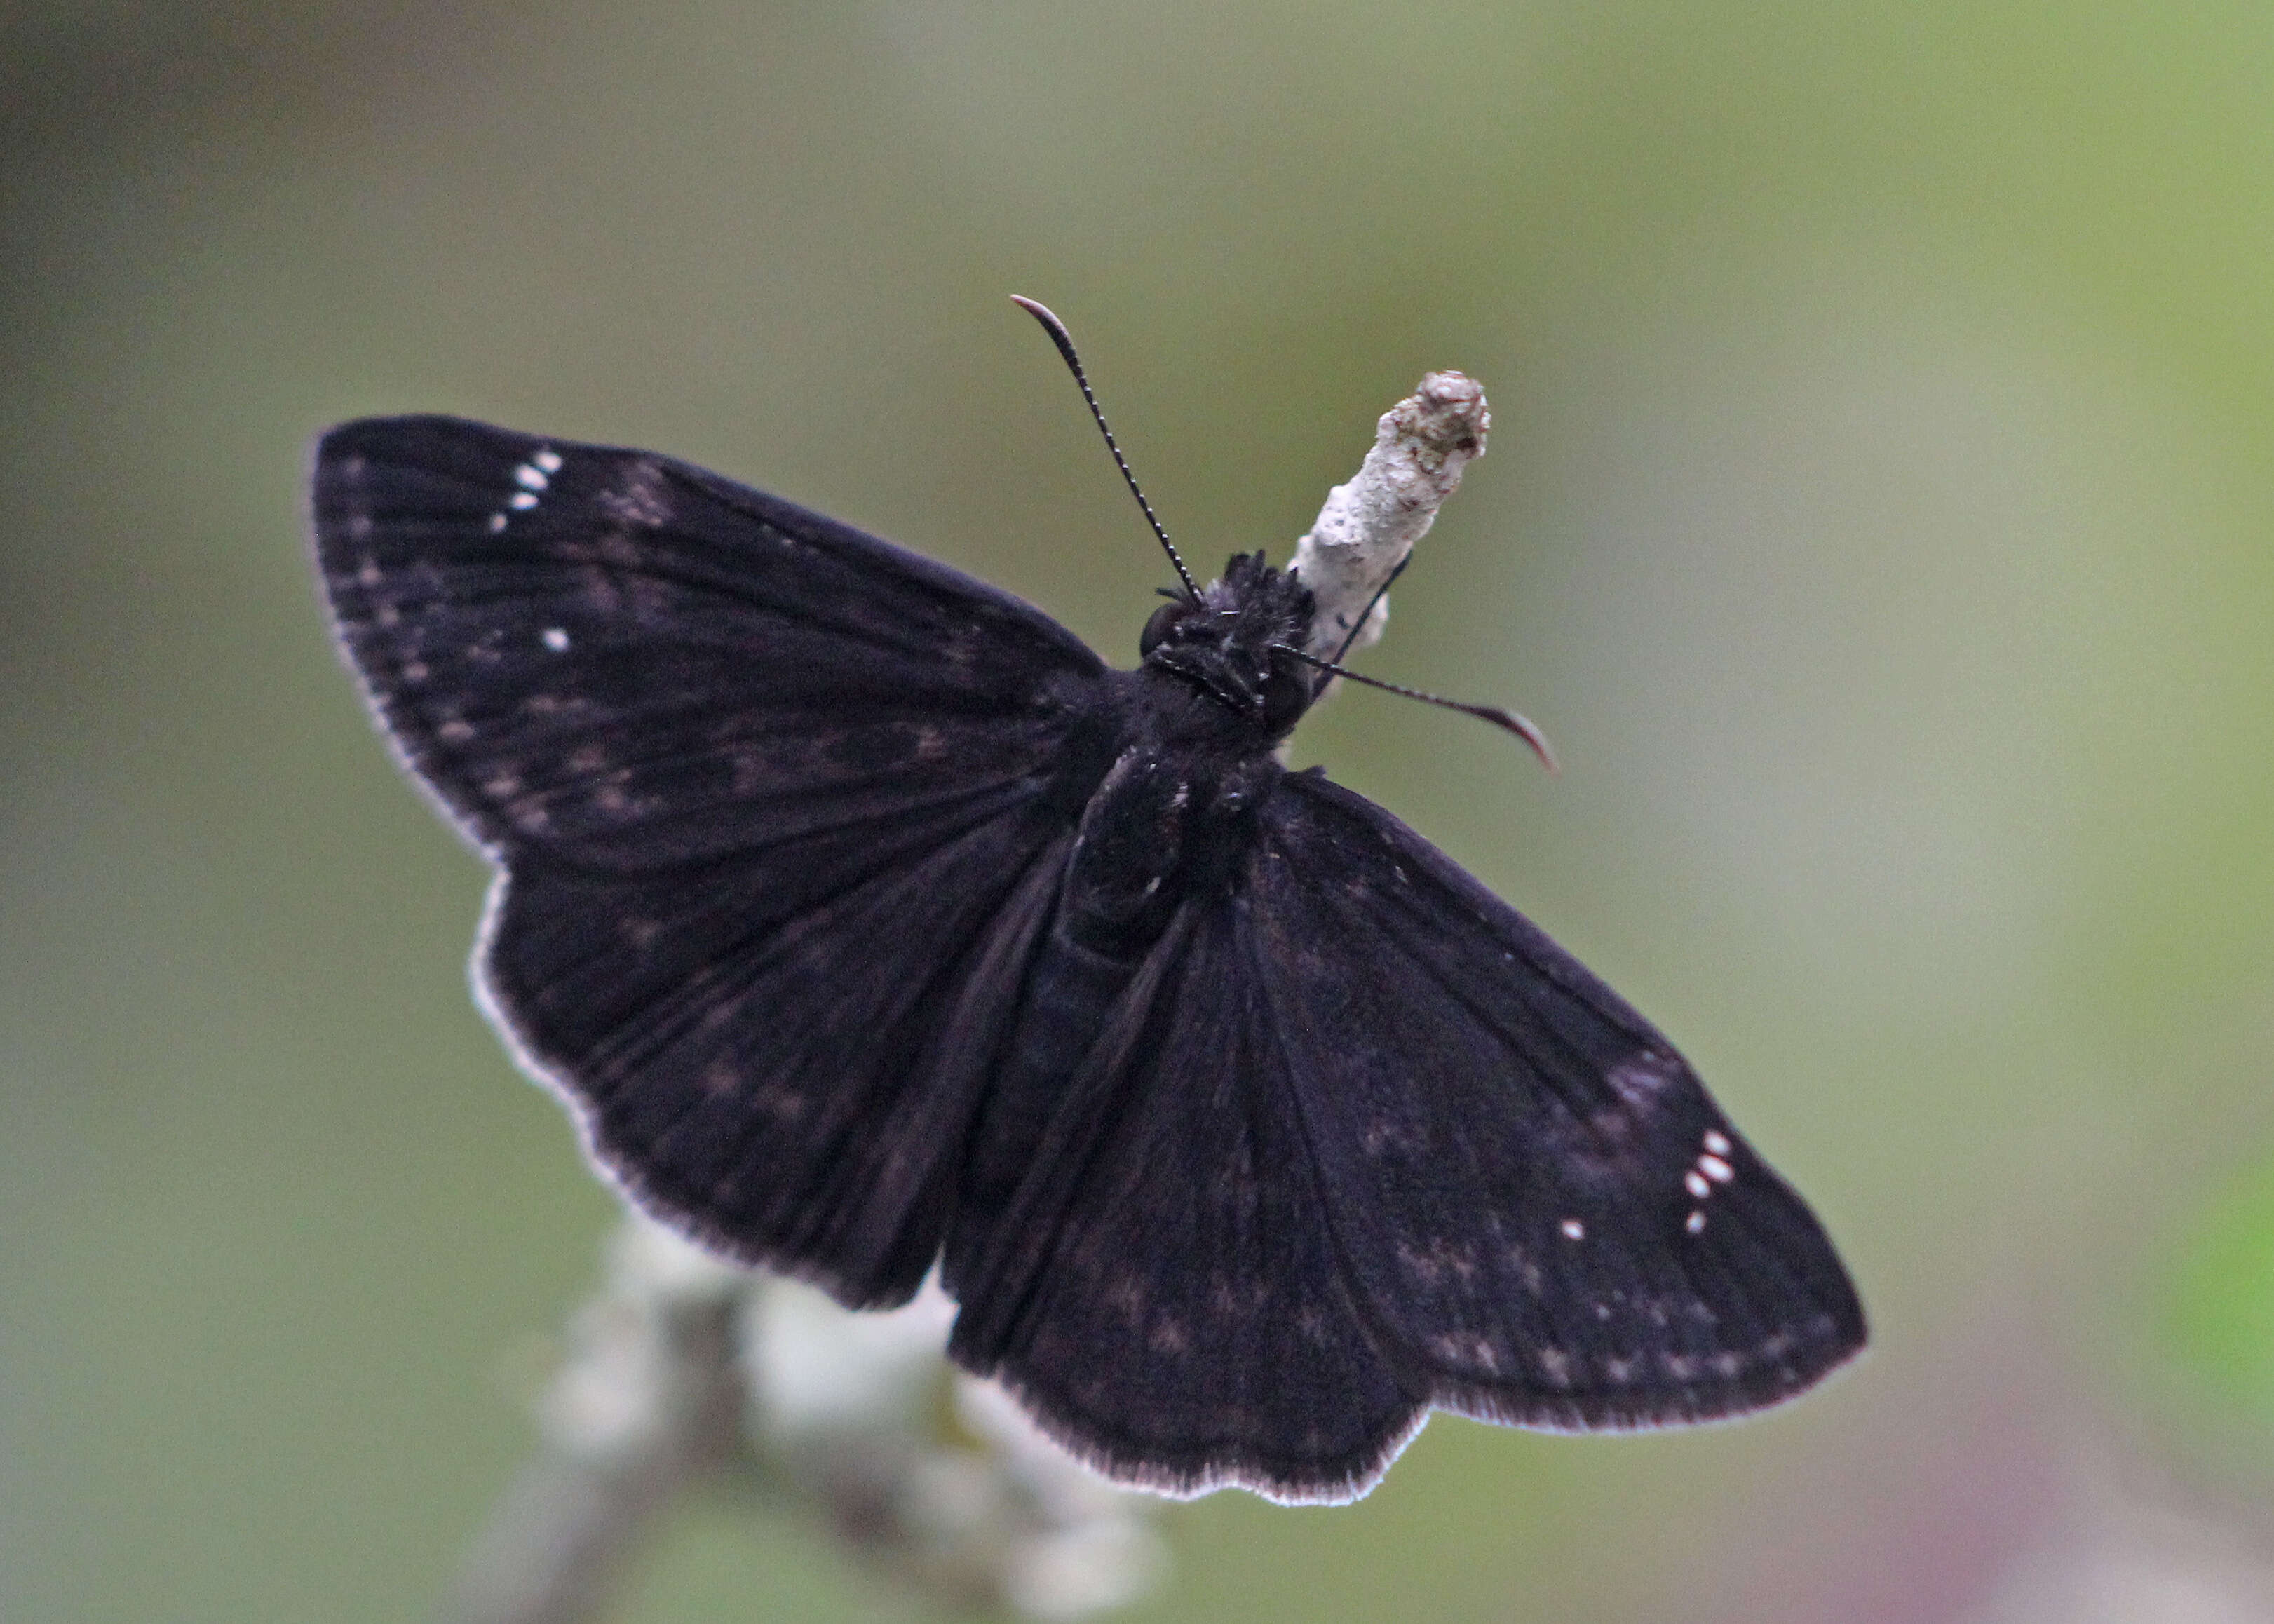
<box><xmin>942</xmin><ymin>902</ymin><xmax>1426</xmax><ymax>1504</ymax></box>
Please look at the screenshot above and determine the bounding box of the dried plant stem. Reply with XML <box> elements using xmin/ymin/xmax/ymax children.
<box><xmin>1290</xmin><ymin>370</ymin><xmax>1490</xmax><ymax>663</ymax></box>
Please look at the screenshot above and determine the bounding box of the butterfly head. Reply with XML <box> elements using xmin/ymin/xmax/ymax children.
<box><xmin>1138</xmin><ymin>552</ymin><xmax>1318</xmax><ymax>738</ymax></box>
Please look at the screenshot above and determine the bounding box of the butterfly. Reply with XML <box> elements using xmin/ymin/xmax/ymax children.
<box><xmin>311</xmin><ymin>326</ymin><xmax>1863</xmax><ymax>1505</ymax></box>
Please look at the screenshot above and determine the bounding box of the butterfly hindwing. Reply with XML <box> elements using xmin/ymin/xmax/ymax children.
<box><xmin>313</xmin><ymin>415</ymin><xmax>1113</xmax><ymax>1304</ymax></box>
<box><xmin>1246</xmin><ymin>771</ymin><xmax>1867</xmax><ymax>1428</ymax></box>
<box><xmin>944</xmin><ymin>905</ymin><xmax>1426</xmax><ymax>1504</ymax></box>
<box><xmin>941</xmin><ymin>764</ymin><xmax>1861</xmax><ymax>1503</ymax></box>
<box><xmin>483</xmin><ymin>817</ymin><xmax>1074</xmax><ymax>1305</ymax></box>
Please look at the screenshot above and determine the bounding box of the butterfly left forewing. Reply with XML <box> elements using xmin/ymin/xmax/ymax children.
<box><xmin>1245</xmin><ymin>771</ymin><xmax>1866</xmax><ymax>1430</ymax></box>
<box><xmin>313</xmin><ymin>414</ymin><xmax>1106</xmax><ymax>872</ymax></box>
<box><xmin>313</xmin><ymin>415</ymin><xmax>1118</xmax><ymax>1306</ymax></box>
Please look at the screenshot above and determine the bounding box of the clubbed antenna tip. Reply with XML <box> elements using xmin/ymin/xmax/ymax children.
<box><xmin>1011</xmin><ymin>295</ymin><xmax>1200</xmax><ymax>601</ymax></box>
<box><xmin>1275</xmin><ymin>643</ymin><xmax>1559</xmax><ymax>773</ymax></box>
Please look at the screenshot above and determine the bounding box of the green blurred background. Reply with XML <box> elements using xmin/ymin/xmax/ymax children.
<box><xmin>8</xmin><ymin>2</ymin><xmax>2274</xmax><ymax>1619</ymax></box>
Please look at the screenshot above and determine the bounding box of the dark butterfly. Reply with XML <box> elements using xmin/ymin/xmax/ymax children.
<box><xmin>312</xmin><ymin>348</ymin><xmax>1863</xmax><ymax>1504</ymax></box>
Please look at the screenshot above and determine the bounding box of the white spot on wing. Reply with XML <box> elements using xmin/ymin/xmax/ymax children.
<box><xmin>541</xmin><ymin>627</ymin><xmax>571</xmax><ymax>652</ymax></box>
<box><xmin>1686</xmin><ymin>1210</ymin><xmax>1707</xmax><ymax>1234</ymax></box>
<box><xmin>1703</xmin><ymin>1129</ymin><xmax>1731</xmax><ymax>1156</ymax></box>
<box><xmin>1699</xmin><ymin>1153</ymin><xmax>1734</xmax><ymax>1183</ymax></box>
<box><xmin>1430</xmin><ymin>1333</ymin><xmax>1499</xmax><ymax>1374</ymax></box>
<box><xmin>1685</xmin><ymin>1170</ymin><xmax>1712</xmax><ymax>1200</ymax></box>
<box><xmin>1560</xmin><ymin>1218</ymin><xmax>1585</xmax><ymax>1240</ymax></box>
<box><xmin>597</xmin><ymin>461</ymin><xmax>673</xmax><ymax>527</ymax></box>
<box><xmin>488</xmin><ymin>513</ymin><xmax>508</xmax><ymax>532</ymax></box>
<box><xmin>509</xmin><ymin>492</ymin><xmax>538</xmax><ymax>510</ymax></box>
<box><xmin>1609</xmin><ymin>1055</ymin><xmax>1677</xmax><ymax>1107</ymax></box>
<box><xmin>532</xmin><ymin>448</ymin><xmax>562</xmax><ymax>473</ymax></box>
<box><xmin>514</xmin><ymin>462</ymin><xmax>548</xmax><ymax>491</ymax></box>
<box><xmin>750</xmin><ymin>1082</ymin><xmax>806</xmax><ymax>1122</ymax></box>
<box><xmin>621</xmin><ymin>918</ymin><xmax>661</xmax><ymax>950</ymax></box>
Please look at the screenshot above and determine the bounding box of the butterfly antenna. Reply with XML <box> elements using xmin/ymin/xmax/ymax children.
<box><xmin>1012</xmin><ymin>295</ymin><xmax>1202</xmax><ymax>602</ymax></box>
<box><xmin>1275</xmin><ymin>644</ymin><xmax>1559</xmax><ymax>773</ymax></box>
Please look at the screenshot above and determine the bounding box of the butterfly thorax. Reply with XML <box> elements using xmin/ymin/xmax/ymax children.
<box><xmin>1042</xmin><ymin>553</ymin><xmax>1314</xmax><ymax>956</ymax></box>
<box><xmin>1136</xmin><ymin>551</ymin><xmax>1318</xmax><ymax>745</ymax></box>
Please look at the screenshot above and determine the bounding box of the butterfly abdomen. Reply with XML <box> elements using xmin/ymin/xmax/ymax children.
<box><xmin>944</xmin><ymin>700</ymin><xmax>1285</xmax><ymax>1314</ymax></box>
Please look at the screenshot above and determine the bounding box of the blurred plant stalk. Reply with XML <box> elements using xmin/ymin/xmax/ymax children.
<box><xmin>438</xmin><ymin>1217</ymin><xmax>1168</xmax><ymax>1623</ymax></box>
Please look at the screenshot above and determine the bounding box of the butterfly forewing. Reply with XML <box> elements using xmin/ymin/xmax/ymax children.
<box><xmin>314</xmin><ymin>416</ymin><xmax>1109</xmax><ymax>1302</ymax></box>
<box><xmin>1247</xmin><ymin>773</ymin><xmax>1866</xmax><ymax>1427</ymax></box>
<box><xmin>938</xmin><ymin>773</ymin><xmax>1864</xmax><ymax>1503</ymax></box>
<box><xmin>313</xmin><ymin>415</ymin><xmax>1104</xmax><ymax>871</ymax></box>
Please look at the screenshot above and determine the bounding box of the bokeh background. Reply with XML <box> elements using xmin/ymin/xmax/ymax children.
<box><xmin>8</xmin><ymin>3</ymin><xmax>2274</xmax><ymax>1620</ymax></box>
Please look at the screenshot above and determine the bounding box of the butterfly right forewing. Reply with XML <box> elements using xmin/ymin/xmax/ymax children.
<box><xmin>940</xmin><ymin>764</ymin><xmax>1863</xmax><ymax>1503</ymax></box>
<box><xmin>1245</xmin><ymin>772</ymin><xmax>1866</xmax><ymax>1430</ymax></box>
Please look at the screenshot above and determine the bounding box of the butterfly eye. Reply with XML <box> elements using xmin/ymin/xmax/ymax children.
<box><xmin>1262</xmin><ymin>647</ymin><xmax>1314</xmax><ymax>733</ymax></box>
<box><xmin>1138</xmin><ymin>601</ymin><xmax>1186</xmax><ymax>658</ymax></box>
